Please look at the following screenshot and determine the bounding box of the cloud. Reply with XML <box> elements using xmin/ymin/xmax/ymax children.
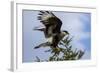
<box><xmin>55</xmin><ymin>12</ymin><xmax>91</xmax><ymax>55</ymax></box>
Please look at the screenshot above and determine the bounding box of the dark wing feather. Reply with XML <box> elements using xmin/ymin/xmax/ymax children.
<box><xmin>38</xmin><ymin>11</ymin><xmax>62</xmax><ymax>37</ymax></box>
<box><xmin>52</xmin><ymin>34</ymin><xmax>59</xmax><ymax>47</ymax></box>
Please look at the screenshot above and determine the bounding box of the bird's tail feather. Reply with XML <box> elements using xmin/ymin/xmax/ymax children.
<box><xmin>34</xmin><ymin>42</ymin><xmax>51</xmax><ymax>49</ymax></box>
<box><xmin>33</xmin><ymin>28</ymin><xmax>45</xmax><ymax>31</ymax></box>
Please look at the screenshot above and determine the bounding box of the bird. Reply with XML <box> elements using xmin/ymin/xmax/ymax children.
<box><xmin>34</xmin><ymin>11</ymin><xmax>69</xmax><ymax>49</ymax></box>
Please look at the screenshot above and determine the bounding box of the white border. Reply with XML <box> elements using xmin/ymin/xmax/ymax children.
<box><xmin>11</xmin><ymin>1</ymin><xmax>97</xmax><ymax>72</ymax></box>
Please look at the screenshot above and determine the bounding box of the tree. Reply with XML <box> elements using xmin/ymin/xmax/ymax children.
<box><xmin>34</xmin><ymin>35</ymin><xmax>85</xmax><ymax>62</ymax></box>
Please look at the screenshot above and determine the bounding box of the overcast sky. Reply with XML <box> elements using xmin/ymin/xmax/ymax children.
<box><xmin>22</xmin><ymin>10</ymin><xmax>91</xmax><ymax>62</ymax></box>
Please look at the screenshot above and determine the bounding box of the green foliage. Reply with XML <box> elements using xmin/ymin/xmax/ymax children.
<box><xmin>35</xmin><ymin>35</ymin><xmax>85</xmax><ymax>62</ymax></box>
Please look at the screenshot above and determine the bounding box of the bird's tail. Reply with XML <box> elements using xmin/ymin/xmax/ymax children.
<box><xmin>33</xmin><ymin>28</ymin><xmax>45</xmax><ymax>31</ymax></box>
<box><xmin>34</xmin><ymin>42</ymin><xmax>51</xmax><ymax>49</ymax></box>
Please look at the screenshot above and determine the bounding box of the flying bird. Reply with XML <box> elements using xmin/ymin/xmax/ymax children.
<box><xmin>34</xmin><ymin>11</ymin><xmax>69</xmax><ymax>49</ymax></box>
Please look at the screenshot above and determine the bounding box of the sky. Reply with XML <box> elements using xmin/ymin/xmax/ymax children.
<box><xmin>22</xmin><ymin>10</ymin><xmax>91</xmax><ymax>62</ymax></box>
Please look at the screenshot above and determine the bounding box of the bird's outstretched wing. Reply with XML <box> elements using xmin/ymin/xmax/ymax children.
<box><xmin>38</xmin><ymin>11</ymin><xmax>62</xmax><ymax>37</ymax></box>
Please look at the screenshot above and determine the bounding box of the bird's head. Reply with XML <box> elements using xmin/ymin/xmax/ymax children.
<box><xmin>60</xmin><ymin>30</ymin><xmax>69</xmax><ymax>39</ymax></box>
<box><xmin>62</xmin><ymin>30</ymin><xmax>69</xmax><ymax>36</ymax></box>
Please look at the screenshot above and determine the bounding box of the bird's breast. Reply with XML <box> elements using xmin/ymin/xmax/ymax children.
<box><xmin>46</xmin><ymin>37</ymin><xmax>53</xmax><ymax>43</ymax></box>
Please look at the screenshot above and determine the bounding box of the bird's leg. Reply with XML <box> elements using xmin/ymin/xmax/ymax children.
<box><xmin>34</xmin><ymin>42</ymin><xmax>51</xmax><ymax>49</ymax></box>
<box><xmin>50</xmin><ymin>46</ymin><xmax>61</xmax><ymax>56</ymax></box>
